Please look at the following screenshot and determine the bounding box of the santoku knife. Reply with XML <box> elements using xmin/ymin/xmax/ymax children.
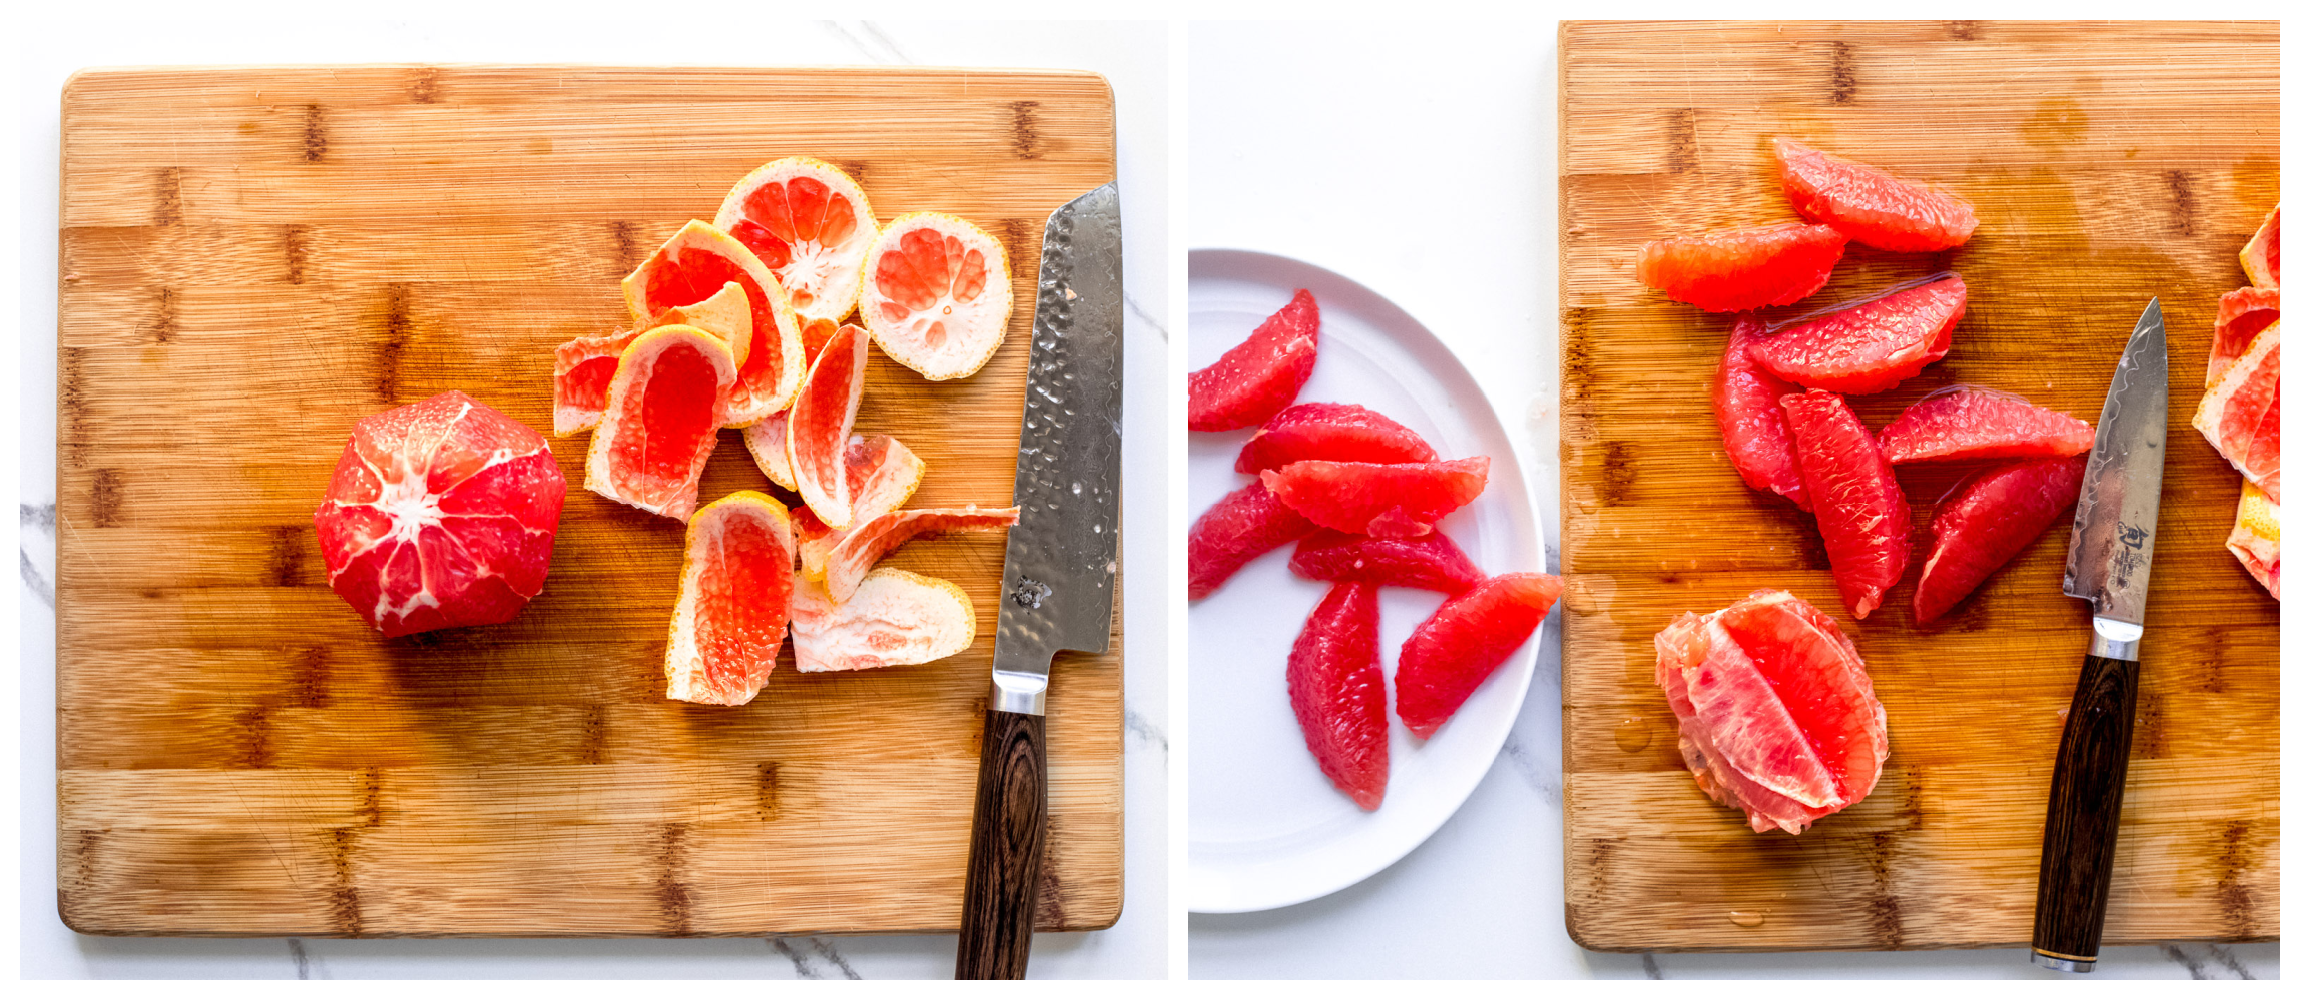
<box><xmin>955</xmin><ymin>183</ymin><xmax>1122</xmax><ymax>980</ymax></box>
<box><xmin>2031</xmin><ymin>298</ymin><xmax>2168</xmax><ymax>974</ymax></box>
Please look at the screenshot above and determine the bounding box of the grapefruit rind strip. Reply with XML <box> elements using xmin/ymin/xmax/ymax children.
<box><xmin>820</xmin><ymin>505</ymin><xmax>1021</xmax><ymax>603</ymax></box>
<box><xmin>791</xmin><ymin>568</ymin><xmax>975</xmax><ymax>673</ymax></box>
<box><xmin>786</xmin><ymin>323</ymin><xmax>872</xmax><ymax>529</ymax></box>
<box><xmin>582</xmin><ymin>324</ymin><xmax>738</xmax><ymax>522</ymax></box>
<box><xmin>621</xmin><ymin>220</ymin><xmax>806</xmax><ymax>427</ymax></box>
<box><xmin>664</xmin><ymin>491</ymin><xmax>796</xmax><ymax>706</ymax></box>
<box><xmin>858</xmin><ymin>212</ymin><xmax>1014</xmax><ymax>381</ymax></box>
<box><xmin>2192</xmin><ymin>321</ymin><xmax>2281</xmax><ymax>503</ymax></box>
<box><xmin>713</xmin><ymin>156</ymin><xmax>881</xmax><ymax>327</ymax></box>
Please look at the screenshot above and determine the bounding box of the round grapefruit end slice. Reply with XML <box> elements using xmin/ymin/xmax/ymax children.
<box><xmin>1912</xmin><ymin>456</ymin><xmax>2085</xmax><ymax>624</ymax></box>
<box><xmin>1878</xmin><ymin>385</ymin><xmax>2093</xmax><ymax>465</ymax></box>
<box><xmin>1774</xmin><ymin>137</ymin><xmax>1979</xmax><ymax>252</ymax></box>
<box><xmin>2228</xmin><ymin>480</ymin><xmax>2279</xmax><ymax>599</ymax></box>
<box><xmin>1287</xmin><ymin>528</ymin><xmax>1483</xmax><ymax>595</ymax></box>
<box><xmin>1778</xmin><ymin>390</ymin><xmax>1910</xmax><ymax>619</ymax></box>
<box><xmin>786</xmin><ymin>323</ymin><xmax>871</xmax><ymax>528</ymax></box>
<box><xmin>2240</xmin><ymin>204</ymin><xmax>2280</xmax><ymax>291</ymax></box>
<box><xmin>622</xmin><ymin>220</ymin><xmax>805</xmax><ymax>426</ymax></box>
<box><xmin>1752</xmin><ymin>275</ymin><xmax>1966</xmax><ymax>395</ymax></box>
<box><xmin>582</xmin><ymin>324</ymin><xmax>737</xmax><ymax>522</ymax></box>
<box><xmin>1188</xmin><ymin>481</ymin><xmax>1317</xmax><ymax>600</ymax></box>
<box><xmin>714</xmin><ymin>157</ymin><xmax>879</xmax><ymax>326</ymax></box>
<box><xmin>1635</xmin><ymin>223</ymin><xmax>1847</xmax><ymax>312</ymax></box>
<box><xmin>314</xmin><ymin>390</ymin><xmax>566</xmax><ymax>638</ymax></box>
<box><xmin>2192</xmin><ymin>320</ymin><xmax>2280</xmax><ymax>503</ymax></box>
<box><xmin>1395</xmin><ymin>572</ymin><xmax>1562</xmax><ymax>739</ymax></box>
<box><xmin>1235</xmin><ymin>401</ymin><xmax>1435</xmax><ymax>474</ymax></box>
<box><xmin>1258</xmin><ymin>457</ymin><xmax>1490</xmax><ymax>539</ymax></box>
<box><xmin>859</xmin><ymin>212</ymin><xmax>1012</xmax><ymax>381</ymax></box>
<box><xmin>1189</xmin><ymin>290</ymin><xmax>1321</xmax><ymax>432</ymax></box>
<box><xmin>665</xmin><ymin>491</ymin><xmax>796</xmax><ymax>706</ymax></box>
<box><xmin>1712</xmin><ymin>314</ymin><xmax>1811</xmax><ymax>510</ymax></box>
<box><xmin>1289</xmin><ymin>582</ymin><xmax>1388</xmax><ymax>810</ymax></box>
<box><xmin>791</xmin><ymin>568</ymin><xmax>975</xmax><ymax>673</ymax></box>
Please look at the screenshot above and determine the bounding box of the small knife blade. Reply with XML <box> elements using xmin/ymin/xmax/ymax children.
<box><xmin>956</xmin><ymin>183</ymin><xmax>1122</xmax><ymax>980</ymax></box>
<box><xmin>2032</xmin><ymin>298</ymin><xmax>2169</xmax><ymax>974</ymax></box>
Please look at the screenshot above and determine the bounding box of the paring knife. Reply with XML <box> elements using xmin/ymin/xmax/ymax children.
<box><xmin>2031</xmin><ymin>298</ymin><xmax>2168</xmax><ymax>974</ymax></box>
<box><xmin>955</xmin><ymin>183</ymin><xmax>1123</xmax><ymax>980</ymax></box>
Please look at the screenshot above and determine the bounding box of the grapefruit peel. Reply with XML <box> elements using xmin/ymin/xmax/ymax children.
<box><xmin>713</xmin><ymin>157</ymin><xmax>879</xmax><ymax>326</ymax></box>
<box><xmin>664</xmin><ymin>491</ymin><xmax>797</xmax><ymax>706</ymax></box>
<box><xmin>786</xmin><ymin>322</ymin><xmax>872</xmax><ymax>529</ymax></box>
<box><xmin>2192</xmin><ymin>321</ymin><xmax>2281</xmax><ymax>503</ymax></box>
<box><xmin>622</xmin><ymin>220</ymin><xmax>806</xmax><ymax>426</ymax></box>
<box><xmin>2228</xmin><ymin>481</ymin><xmax>2280</xmax><ymax>600</ymax></box>
<box><xmin>554</xmin><ymin>282</ymin><xmax>752</xmax><ymax>438</ymax></box>
<box><xmin>791</xmin><ymin>569</ymin><xmax>975</xmax><ymax>673</ymax></box>
<box><xmin>858</xmin><ymin>212</ymin><xmax>1012</xmax><ymax>381</ymax></box>
<box><xmin>582</xmin><ymin>324</ymin><xmax>737</xmax><ymax>522</ymax></box>
<box><xmin>2240</xmin><ymin>204</ymin><xmax>2280</xmax><ymax>291</ymax></box>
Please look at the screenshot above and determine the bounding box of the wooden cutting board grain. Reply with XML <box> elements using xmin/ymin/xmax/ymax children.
<box><xmin>1559</xmin><ymin>21</ymin><xmax>2278</xmax><ymax>952</ymax></box>
<box><xmin>57</xmin><ymin>65</ymin><xmax>1122</xmax><ymax>936</ymax></box>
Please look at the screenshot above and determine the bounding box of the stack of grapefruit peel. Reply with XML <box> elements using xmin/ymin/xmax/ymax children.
<box><xmin>1636</xmin><ymin>138</ymin><xmax>2116</xmax><ymax>833</ymax></box>
<box><xmin>2193</xmin><ymin>204</ymin><xmax>2280</xmax><ymax>598</ymax></box>
<box><xmin>320</xmin><ymin>156</ymin><xmax>1023</xmax><ymax>711</ymax></box>
<box><xmin>1187</xmin><ymin>289</ymin><xmax>1564</xmax><ymax>811</ymax></box>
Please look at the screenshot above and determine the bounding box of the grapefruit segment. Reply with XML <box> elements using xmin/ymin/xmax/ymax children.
<box><xmin>859</xmin><ymin>212</ymin><xmax>1012</xmax><ymax>380</ymax></box>
<box><xmin>790</xmin><ymin>568</ymin><xmax>975</xmax><ymax>673</ymax></box>
<box><xmin>2240</xmin><ymin>204</ymin><xmax>2280</xmax><ymax>291</ymax></box>
<box><xmin>623</xmin><ymin>220</ymin><xmax>805</xmax><ymax>426</ymax></box>
<box><xmin>1287</xmin><ymin>528</ymin><xmax>1483</xmax><ymax>595</ymax></box>
<box><xmin>2211</xmin><ymin>286</ymin><xmax>2279</xmax><ymax>385</ymax></box>
<box><xmin>1259</xmin><ymin>457</ymin><xmax>1490</xmax><ymax>539</ymax></box>
<box><xmin>821</xmin><ymin>505</ymin><xmax>1020</xmax><ymax>603</ymax></box>
<box><xmin>1712</xmin><ymin>314</ymin><xmax>1811</xmax><ymax>509</ymax></box>
<box><xmin>2228</xmin><ymin>480</ymin><xmax>2280</xmax><ymax>599</ymax></box>
<box><xmin>1189</xmin><ymin>289</ymin><xmax>1321</xmax><ymax>431</ymax></box>
<box><xmin>1289</xmin><ymin>582</ymin><xmax>1388</xmax><ymax>810</ymax></box>
<box><xmin>664</xmin><ymin>491</ymin><xmax>796</xmax><ymax>705</ymax></box>
<box><xmin>786</xmin><ymin>323</ymin><xmax>871</xmax><ymax>528</ymax></box>
<box><xmin>1779</xmin><ymin>390</ymin><xmax>1910</xmax><ymax>619</ymax></box>
<box><xmin>1912</xmin><ymin>456</ymin><xmax>2086</xmax><ymax>624</ymax></box>
<box><xmin>1774</xmin><ymin>138</ymin><xmax>1979</xmax><ymax>252</ymax></box>
<box><xmin>582</xmin><ymin>325</ymin><xmax>737</xmax><ymax>522</ymax></box>
<box><xmin>1751</xmin><ymin>275</ymin><xmax>1966</xmax><ymax>394</ymax></box>
<box><xmin>1235</xmin><ymin>401</ymin><xmax>1437</xmax><ymax>474</ymax></box>
<box><xmin>1635</xmin><ymin>223</ymin><xmax>1847</xmax><ymax>312</ymax></box>
<box><xmin>1187</xmin><ymin>482</ymin><xmax>1316</xmax><ymax>600</ymax></box>
<box><xmin>314</xmin><ymin>390</ymin><xmax>566</xmax><ymax>638</ymax></box>
<box><xmin>1877</xmin><ymin>386</ymin><xmax>2093</xmax><ymax>465</ymax></box>
<box><xmin>1395</xmin><ymin>572</ymin><xmax>1563</xmax><ymax>739</ymax></box>
<box><xmin>714</xmin><ymin>157</ymin><xmax>879</xmax><ymax>326</ymax></box>
<box><xmin>2192</xmin><ymin>321</ymin><xmax>2281</xmax><ymax>503</ymax></box>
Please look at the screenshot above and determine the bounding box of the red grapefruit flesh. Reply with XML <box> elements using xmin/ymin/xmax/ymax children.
<box><xmin>822</xmin><ymin>505</ymin><xmax>1020</xmax><ymax>603</ymax></box>
<box><xmin>624</xmin><ymin>221</ymin><xmax>805</xmax><ymax>426</ymax></box>
<box><xmin>2228</xmin><ymin>481</ymin><xmax>2279</xmax><ymax>600</ymax></box>
<box><xmin>1712</xmin><ymin>314</ymin><xmax>1811</xmax><ymax>510</ymax></box>
<box><xmin>1654</xmin><ymin>590</ymin><xmax>1887</xmax><ymax>834</ymax></box>
<box><xmin>582</xmin><ymin>325</ymin><xmax>737</xmax><ymax>522</ymax></box>
<box><xmin>1289</xmin><ymin>582</ymin><xmax>1388</xmax><ymax>811</ymax></box>
<box><xmin>664</xmin><ymin>492</ymin><xmax>796</xmax><ymax>705</ymax></box>
<box><xmin>1259</xmin><ymin>457</ymin><xmax>1490</xmax><ymax>539</ymax></box>
<box><xmin>1779</xmin><ymin>390</ymin><xmax>1910</xmax><ymax>619</ymax></box>
<box><xmin>1877</xmin><ymin>386</ymin><xmax>2093</xmax><ymax>465</ymax></box>
<box><xmin>2211</xmin><ymin>286</ymin><xmax>2279</xmax><ymax>385</ymax></box>
<box><xmin>2193</xmin><ymin>322</ymin><xmax>2281</xmax><ymax>503</ymax></box>
<box><xmin>787</xmin><ymin>322</ymin><xmax>871</xmax><ymax>528</ymax></box>
<box><xmin>1188</xmin><ymin>482</ymin><xmax>1316</xmax><ymax>600</ymax></box>
<box><xmin>1635</xmin><ymin>223</ymin><xmax>1848</xmax><ymax>312</ymax></box>
<box><xmin>1751</xmin><ymin>275</ymin><xmax>1966</xmax><ymax>394</ymax></box>
<box><xmin>1395</xmin><ymin>572</ymin><xmax>1563</xmax><ymax>739</ymax></box>
<box><xmin>2241</xmin><ymin>204</ymin><xmax>2279</xmax><ymax>290</ymax></box>
<box><xmin>1287</xmin><ymin>528</ymin><xmax>1483</xmax><ymax>595</ymax></box>
<box><xmin>790</xmin><ymin>569</ymin><xmax>975</xmax><ymax>673</ymax></box>
<box><xmin>314</xmin><ymin>390</ymin><xmax>566</xmax><ymax>638</ymax></box>
<box><xmin>1774</xmin><ymin>138</ymin><xmax>1979</xmax><ymax>252</ymax></box>
<box><xmin>1189</xmin><ymin>289</ymin><xmax>1320</xmax><ymax>431</ymax></box>
<box><xmin>1912</xmin><ymin>456</ymin><xmax>2085</xmax><ymax>624</ymax></box>
<box><xmin>1235</xmin><ymin>402</ymin><xmax>1437</xmax><ymax>474</ymax></box>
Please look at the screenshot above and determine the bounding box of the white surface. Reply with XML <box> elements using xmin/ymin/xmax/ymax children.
<box><xmin>1187</xmin><ymin>251</ymin><xmax>1546</xmax><ymax>914</ymax></box>
<box><xmin>14</xmin><ymin>16</ymin><xmax>1169</xmax><ymax>980</ymax></box>
<box><xmin>1186</xmin><ymin>19</ymin><xmax>2280</xmax><ymax>980</ymax></box>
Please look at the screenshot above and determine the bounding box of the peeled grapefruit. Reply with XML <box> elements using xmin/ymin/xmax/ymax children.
<box><xmin>714</xmin><ymin>157</ymin><xmax>879</xmax><ymax>326</ymax></box>
<box><xmin>1234</xmin><ymin>401</ymin><xmax>1436</xmax><ymax>474</ymax></box>
<box><xmin>583</xmin><ymin>324</ymin><xmax>737</xmax><ymax>522</ymax></box>
<box><xmin>2193</xmin><ymin>321</ymin><xmax>2280</xmax><ymax>503</ymax></box>
<box><xmin>1289</xmin><ymin>582</ymin><xmax>1388</xmax><ymax>811</ymax></box>
<box><xmin>1779</xmin><ymin>390</ymin><xmax>1910</xmax><ymax>619</ymax></box>
<box><xmin>790</xmin><ymin>569</ymin><xmax>975</xmax><ymax>673</ymax></box>
<box><xmin>1774</xmin><ymin>138</ymin><xmax>1979</xmax><ymax>252</ymax></box>
<box><xmin>1259</xmin><ymin>457</ymin><xmax>1490</xmax><ymax>539</ymax></box>
<box><xmin>1188</xmin><ymin>289</ymin><xmax>1320</xmax><ymax>431</ymax></box>
<box><xmin>1394</xmin><ymin>572</ymin><xmax>1563</xmax><ymax>739</ymax></box>
<box><xmin>820</xmin><ymin>505</ymin><xmax>1020</xmax><ymax>603</ymax></box>
<box><xmin>859</xmin><ymin>212</ymin><xmax>1012</xmax><ymax>381</ymax></box>
<box><xmin>786</xmin><ymin>323</ymin><xmax>871</xmax><ymax>528</ymax></box>
<box><xmin>1712</xmin><ymin>314</ymin><xmax>1810</xmax><ymax>510</ymax></box>
<box><xmin>664</xmin><ymin>491</ymin><xmax>796</xmax><ymax>706</ymax></box>
<box><xmin>2241</xmin><ymin>204</ymin><xmax>2280</xmax><ymax>291</ymax></box>
<box><xmin>1911</xmin><ymin>455</ymin><xmax>2085</xmax><ymax>624</ymax></box>
<box><xmin>1187</xmin><ymin>481</ymin><xmax>1316</xmax><ymax>600</ymax></box>
<box><xmin>624</xmin><ymin>220</ymin><xmax>805</xmax><ymax>426</ymax></box>
<box><xmin>2228</xmin><ymin>480</ymin><xmax>2279</xmax><ymax>600</ymax></box>
<box><xmin>2211</xmin><ymin>286</ymin><xmax>2279</xmax><ymax>385</ymax></box>
<box><xmin>1877</xmin><ymin>386</ymin><xmax>2093</xmax><ymax>465</ymax></box>
<box><xmin>1287</xmin><ymin>528</ymin><xmax>1483</xmax><ymax>595</ymax></box>
<box><xmin>314</xmin><ymin>390</ymin><xmax>566</xmax><ymax>638</ymax></box>
<box><xmin>1654</xmin><ymin>589</ymin><xmax>1888</xmax><ymax>835</ymax></box>
<box><xmin>1751</xmin><ymin>275</ymin><xmax>1966</xmax><ymax>394</ymax></box>
<box><xmin>1635</xmin><ymin>223</ymin><xmax>1847</xmax><ymax>312</ymax></box>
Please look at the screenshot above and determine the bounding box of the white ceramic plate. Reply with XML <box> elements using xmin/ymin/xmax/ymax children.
<box><xmin>1187</xmin><ymin>249</ymin><xmax>1548</xmax><ymax>913</ymax></box>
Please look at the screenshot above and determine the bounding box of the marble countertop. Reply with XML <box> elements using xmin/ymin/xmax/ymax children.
<box><xmin>14</xmin><ymin>17</ymin><xmax>1168</xmax><ymax>980</ymax></box>
<box><xmin>1185</xmin><ymin>20</ymin><xmax>2275</xmax><ymax>980</ymax></box>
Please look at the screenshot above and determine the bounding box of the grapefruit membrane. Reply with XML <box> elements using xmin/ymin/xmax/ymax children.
<box><xmin>664</xmin><ymin>491</ymin><xmax>797</xmax><ymax>706</ymax></box>
<box><xmin>790</xmin><ymin>568</ymin><xmax>975</xmax><ymax>673</ymax></box>
<box><xmin>795</xmin><ymin>435</ymin><xmax>928</xmax><ymax>575</ymax></box>
<box><xmin>1774</xmin><ymin>137</ymin><xmax>1979</xmax><ymax>252</ymax></box>
<box><xmin>1289</xmin><ymin>582</ymin><xmax>1388</xmax><ymax>811</ymax></box>
<box><xmin>582</xmin><ymin>324</ymin><xmax>737</xmax><ymax>522</ymax></box>
<box><xmin>1712</xmin><ymin>314</ymin><xmax>1811</xmax><ymax>509</ymax></box>
<box><xmin>314</xmin><ymin>390</ymin><xmax>566</xmax><ymax>638</ymax></box>
<box><xmin>1635</xmin><ymin>222</ymin><xmax>1848</xmax><ymax>312</ymax></box>
<box><xmin>623</xmin><ymin>220</ymin><xmax>805</xmax><ymax>426</ymax></box>
<box><xmin>1394</xmin><ymin>572</ymin><xmax>1563</xmax><ymax>739</ymax></box>
<box><xmin>1877</xmin><ymin>385</ymin><xmax>2093</xmax><ymax>465</ymax></box>
<box><xmin>1912</xmin><ymin>456</ymin><xmax>2085</xmax><ymax>624</ymax></box>
<box><xmin>713</xmin><ymin>157</ymin><xmax>879</xmax><ymax>325</ymax></box>
<box><xmin>858</xmin><ymin>212</ymin><xmax>1013</xmax><ymax>380</ymax></box>
<box><xmin>1779</xmin><ymin>389</ymin><xmax>1910</xmax><ymax>618</ymax></box>
<box><xmin>1751</xmin><ymin>274</ymin><xmax>1966</xmax><ymax>394</ymax></box>
<box><xmin>786</xmin><ymin>323</ymin><xmax>871</xmax><ymax>528</ymax></box>
<box><xmin>1235</xmin><ymin>401</ymin><xmax>1436</xmax><ymax>474</ymax></box>
<box><xmin>1189</xmin><ymin>290</ymin><xmax>1322</xmax><ymax>431</ymax></box>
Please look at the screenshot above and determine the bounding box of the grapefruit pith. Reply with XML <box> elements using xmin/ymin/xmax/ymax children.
<box><xmin>1394</xmin><ymin>572</ymin><xmax>1563</xmax><ymax>739</ymax></box>
<box><xmin>1189</xmin><ymin>289</ymin><xmax>1320</xmax><ymax>432</ymax></box>
<box><xmin>1774</xmin><ymin>138</ymin><xmax>1979</xmax><ymax>252</ymax></box>
<box><xmin>1235</xmin><ymin>401</ymin><xmax>1436</xmax><ymax>474</ymax></box>
<box><xmin>1712</xmin><ymin>314</ymin><xmax>1810</xmax><ymax>510</ymax></box>
<box><xmin>1751</xmin><ymin>275</ymin><xmax>1965</xmax><ymax>395</ymax></box>
<box><xmin>582</xmin><ymin>324</ymin><xmax>737</xmax><ymax>522</ymax></box>
<box><xmin>1779</xmin><ymin>389</ymin><xmax>1910</xmax><ymax>619</ymax></box>
<box><xmin>1877</xmin><ymin>386</ymin><xmax>2093</xmax><ymax>465</ymax></box>
<box><xmin>714</xmin><ymin>157</ymin><xmax>879</xmax><ymax>326</ymax></box>
<box><xmin>1635</xmin><ymin>223</ymin><xmax>1847</xmax><ymax>312</ymax></box>
<box><xmin>820</xmin><ymin>505</ymin><xmax>1020</xmax><ymax>603</ymax></box>
<box><xmin>664</xmin><ymin>491</ymin><xmax>796</xmax><ymax>706</ymax></box>
<box><xmin>1912</xmin><ymin>456</ymin><xmax>2085</xmax><ymax>624</ymax></box>
<box><xmin>859</xmin><ymin>212</ymin><xmax>1012</xmax><ymax>381</ymax></box>
<box><xmin>1289</xmin><ymin>582</ymin><xmax>1388</xmax><ymax>811</ymax></box>
<box><xmin>314</xmin><ymin>390</ymin><xmax>566</xmax><ymax>638</ymax></box>
<box><xmin>791</xmin><ymin>569</ymin><xmax>975</xmax><ymax>673</ymax></box>
<box><xmin>623</xmin><ymin>220</ymin><xmax>805</xmax><ymax>426</ymax></box>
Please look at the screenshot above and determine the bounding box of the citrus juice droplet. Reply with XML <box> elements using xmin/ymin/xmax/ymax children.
<box><xmin>1728</xmin><ymin>911</ymin><xmax>1766</xmax><ymax>928</ymax></box>
<box><xmin>1613</xmin><ymin>716</ymin><xmax>1652</xmax><ymax>752</ymax></box>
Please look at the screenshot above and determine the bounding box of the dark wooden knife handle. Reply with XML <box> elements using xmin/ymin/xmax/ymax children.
<box><xmin>956</xmin><ymin>707</ymin><xmax>1047</xmax><ymax>980</ymax></box>
<box><xmin>2032</xmin><ymin>652</ymin><xmax>2142</xmax><ymax>971</ymax></box>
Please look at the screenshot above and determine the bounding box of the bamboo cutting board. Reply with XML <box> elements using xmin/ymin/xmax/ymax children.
<box><xmin>56</xmin><ymin>65</ymin><xmax>1122</xmax><ymax>937</ymax></box>
<box><xmin>1559</xmin><ymin>22</ymin><xmax>2278</xmax><ymax>952</ymax></box>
